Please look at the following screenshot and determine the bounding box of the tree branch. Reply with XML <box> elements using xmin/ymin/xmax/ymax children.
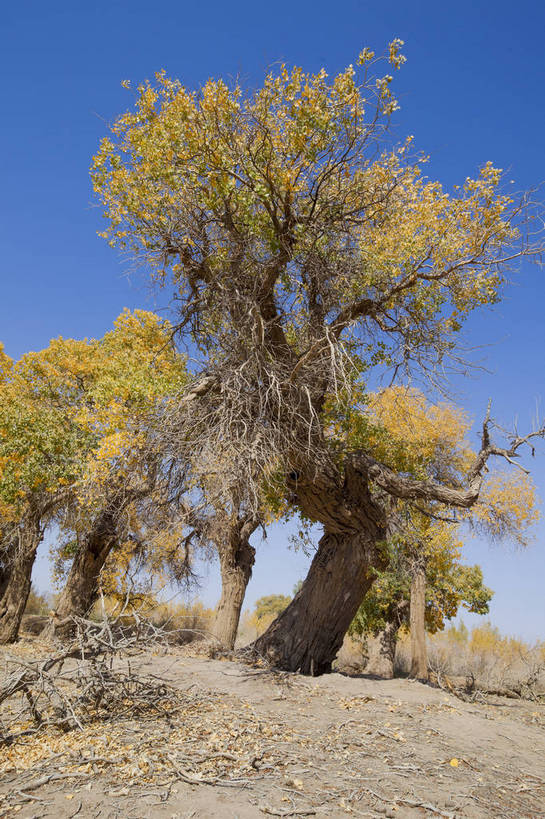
<box><xmin>352</xmin><ymin>405</ymin><xmax>545</xmax><ymax>510</ymax></box>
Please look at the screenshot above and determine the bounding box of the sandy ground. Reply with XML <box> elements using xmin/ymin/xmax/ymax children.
<box><xmin>1</xmin><ymin>646</ymin><xmax>544</xmax><ymax>818</ymax></box>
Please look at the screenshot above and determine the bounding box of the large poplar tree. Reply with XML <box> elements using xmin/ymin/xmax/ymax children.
<box><xmin>0</xmin><ymin>339</ymin><xmax>94</xmax><ymax>642</ymax></box>
<box><xmin>92</xmin><ymin>42</ymin><xmax>544</xmax><ymax>673</ymax></box>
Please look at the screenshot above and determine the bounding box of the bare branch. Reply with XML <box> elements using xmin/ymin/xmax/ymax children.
<box><xmin>353</xmin><ymin>407</ymin><xmax>545</xmax><ymax>510</ymax></box>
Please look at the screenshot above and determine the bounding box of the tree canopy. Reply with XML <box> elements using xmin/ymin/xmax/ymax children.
<box><xmin>0</xmin><ymin>310</ymin><xmax>189</xmax><ymax>641</ymax></box>
<box><xmin>92</xmin><ymin>44</ymin><xmax>541</xmax><ymax>524</ymax></box>
<box><xmin>349</xmin><ymin>523</ymin><xmax>493</xmax><ymax>640</ymax></box>
<box><xmin>0</xmin><ymin>310</ymin><xmax>186</xmax><ymax>525</ymax></box>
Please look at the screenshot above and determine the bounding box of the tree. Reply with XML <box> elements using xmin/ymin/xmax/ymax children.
<box><xmin>95</xmin><ymin>501</ymin><xmax>197</xmax><ymax>605</ymax></box>
<box><xmin>347</xmin><ymin>388</ymin><xmax>537</xmax><ymax>679</ymax></box>
<box><xmin>350</xmin><ymin>526</ymin><xmax>493</xmax><ymax>679</ymax></box>
<box><xmin>92</xmin><ymin>44</ymin><xmax>543</xmax><ymax>673</ymax></box>
<box><xmin>0</xmin><ymin>311</ymin><xmax>186</xmax><ymax>643</ymax></box>
<box><xmin>244</xmin><ymin>594</ymin><xmax>291</xmax><ymax>640</ymax></box>
<box><xmin>42</xmin><ymin>310</ymin><xmax>187</xmax><ymax>639</ymax></box>
<box><xmin>243</xmin><ymin>594</ymin><xmax>292</xmax><ymax>640</ymax></box>
<box><xmin>210</xmin><ymin>507</ymin><xmax>259</xmax><ymax>649</ymax></box>
<box><xmin>143</xmin><ymin>462</ymin><xmax>261</xmax><ymax>651</ymax></box>
<box><xmin>0</xmin><ymin>338</ymin><xmax>96</xmax><ymax>643</ymax></box>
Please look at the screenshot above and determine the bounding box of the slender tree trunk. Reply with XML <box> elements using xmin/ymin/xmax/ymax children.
<box><xmin>42</xmin><ymin>515</ymin><xmax>117</xmax><ymax>641</ymax></box>
<box><xmin>212</xmin><ymin>536</ymin><xmax>256</xmax><ymax>650</ymax></box>
<box><xmin>364</xmin><ymin>621</ymin><xmax>399</xmax><ymax>679</ymax></box>
<box><xmin>253</xmin><ymin>527</ymin><xmax>384</xmax><ymax>674</ymax></box>
<box><xmin>409</xmin><ymin>557</ymin><xmax>428</xmax><ymax>680</ymax></box>
<box><xmin>0</xmin><ymin>518</ymin><xmax>42</xmax><ymax>644</ymax></box>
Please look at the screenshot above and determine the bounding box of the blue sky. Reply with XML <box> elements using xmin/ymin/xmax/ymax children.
<box><xmin>2</xmin><ymin>0</ymin><xmax>544</xmax><ymax>639</ymax></box>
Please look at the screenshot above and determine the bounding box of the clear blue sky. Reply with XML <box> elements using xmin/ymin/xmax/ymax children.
<box><xmin>2</xmin><ymin>0</ymin><xmax>544</xmax><ymax>640</ymax></box>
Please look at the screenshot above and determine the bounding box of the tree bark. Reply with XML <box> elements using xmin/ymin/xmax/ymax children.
<box><xmin>253</xmin><ymin>527</ymin><xmax>384</xmax><ymax>674</ymax></box>
<box><xmin>0</xmin><ymin>544</ymin><xmax>12</xmax><ymax>600</ymax></box>
<box><xmin>42</xmin><ymin>513</ymin><xmax>117</xmax><ymax>641</ymax></box>
<box><xmin>251</xmin><ymin>461</ymin><xmax>388</xmax><ymax>675</ymax></box>
<box><xmin>212</xmin><ymin>536</ymin><xmax>256</xmax><ymax>650</ymax></box>
<box><xmin>0</xmin><ymin>568</ymin><xmax>9</xmax><ymax>601</ymax></box>
<box><xmin>0</xmin><ymin>518</ymin><xmax>43</xmax><ymax>644</ymax></box>
<box><xmin>364</xmin><ymin>621</ymin><xmax>399</xmax><ymax>679</ymax></box>
<box><xmin>409</xmin><ymin>558</ymin><xmax>428</xmax><ymax>680</ymax></box>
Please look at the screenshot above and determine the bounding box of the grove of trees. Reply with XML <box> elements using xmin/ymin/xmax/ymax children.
<box><xmin>0</xmin><ymin>41</ymin><xmax>543</xmax><ymax>678</ymax></box>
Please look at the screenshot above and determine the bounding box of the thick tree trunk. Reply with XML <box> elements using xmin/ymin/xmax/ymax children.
<box><xmin>0</xmin><ymin>569</ymin><xmax>9</xmax><ymax>601</ymax></box>
<box><xmin>42</xmin><ymin>517</ymin><xmax>117</xmax><ymax>641</ymax></box>
<box><xmin>364</xmin><ymin>621</ymin><xmax>399</xmax><ymax>679</ymax></box>
<box><xmin>250</xmin><ymin>459</ymin><xmax>388</xmax><ymax>675</ymax></box>
<box><xmin>409</xmin><ymin>559</ymin><xmax>428</xmax><ymax>680</ymax></box>
<box><xmin>0</xmin><ymin>546</ymin><xmax>12</xmax><ymax>600</ymax></box>
<box><xmin>253</xmin><ymin>528</ymin><xmax>384</xmax><ymax>674</ymax></box>
<box><xmin>0</xmin><ymin>520</ymin><xmax>42</xmax><ymax>644</ymax></box>
<box><xmin>212</xmin><ymin>537</ymin><xmax>256</xmax><ymax>650</ymax></box>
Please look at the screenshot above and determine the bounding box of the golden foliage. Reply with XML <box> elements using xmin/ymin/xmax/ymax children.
<box><xmin>471</xmin><ymin>470</ymin><xmax>540</xmax><ymax>546</ymax></box>
<box><xmin>92</xmin><ymin>46</ymin><xmax>520</xmax><ymax>366</ymax></box>
<box><xmin>0</xmin><ymin>309</ymin><xmax>185</xmax><ymax>519</ymax></box>
<box><xmin>334</xmin><ymin>385</ymin><xmax>472</xmax><ymax>482</ymax></box>
<box><xmin>338</xmin><ymin>385</ymin><xmax>539</xmax><ymax>545</ymax></box>
<box><xmin>349</xmin><ymin>387</ymin><xmax>538</xmax><ymax>640</ymax></box>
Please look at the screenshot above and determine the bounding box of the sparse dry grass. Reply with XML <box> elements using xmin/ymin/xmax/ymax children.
<box><xmin>145</xmin><ymin>600</ymin><xmax>215</xmax><ymax>644</ymax></box>
<box><xmin>394</xmin><ymin>622</ymin><xmax>545</xmax><ymax>698</ymax></box>
<box><xmin>86</xmin><ymin>597</ymin><xmax>216</xmax><ymax>645</ymax></box>
<box><xmin>332</xmin><ymin>621</ymin><xmax>545</xmax><ymax>699</ymax></box>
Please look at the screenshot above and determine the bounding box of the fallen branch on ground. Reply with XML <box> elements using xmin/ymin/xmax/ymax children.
<box><xmin>0</xmin><ymin>612</ymin><xmax>180</xmax><ymax>743</ymax></box>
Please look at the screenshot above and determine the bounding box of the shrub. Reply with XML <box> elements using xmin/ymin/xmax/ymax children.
<box><xmin>88</xmin><ymin>596</ymin><xmax>215</xmax><ymax>645</ymax></box>
<box><xmin>24</xmin><ymin>585</ymin><xmax>51</xmax><ymax>616</ymax></box>
<box><xmin>394</xmin><ymin>621</ymin><xmax>545</xmax><ymax>695</ymax></box>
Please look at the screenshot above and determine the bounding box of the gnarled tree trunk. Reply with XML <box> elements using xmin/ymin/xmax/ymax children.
<box><xmin>212</xmin><ymin>536</ymin><xmax>256</xmax><ymax>650</ymax></box>
<box><xmin>42</xmin><ymin>513</ymin><xmax>117</xmax><ymax>641</ymax></box>
<box><xmin>0</xmin><ymin>543</ymin><xmax>12</xmax><ymax>600</ymax></box>
<box><xmin>409</xmin><ymin>557</ymin><xmax>428</xmax><ymax>680</ymax></box>
<box><xmin>251</xmin><ymin>460</ymin><xmax>387</xmax><ymax>675</ymax></box>
<box><xmin>0</xmin><ymin>518</ymin><xmax>43</xmax><ymax>644</ymax></box>
<box><xmin>364</xmin><ymin>621</ymin><xmax>399</xmax><ymax>679</ymax></box>
<box><xmin>253</xmin><ymin>527</ymin><xmax>384</xmax><ymax>674</ymax></box>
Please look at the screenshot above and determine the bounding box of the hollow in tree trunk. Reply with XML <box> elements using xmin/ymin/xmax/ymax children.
<box><xmin>409</xmin><ymin>556</ymin><xmax>428</xmax><ymax>680</ymax></box>
<box><xmin>212</xmin><ymin>534</ymin><xmax>256</xmax><ymax>650</ymax></box>
<box><xmin>42</xmin><ymin>514</ymin><xmax>117</xmax><ymax>641</ymax></box>
<box><xmin>0</xmin><ymin>517</ymin><xmax>43</xmax><ymax>644</ymax></box>
<box><xmin>364</xmin><ymin>621</ymin><xmax>399</xmax><ymax>679</ymax></box>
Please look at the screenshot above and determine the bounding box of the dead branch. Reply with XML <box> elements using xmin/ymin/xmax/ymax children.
<box><xmin>353</xmin><ymin>407</ymin><xmax>545</xmax><ymax>510</ymax></box>
<box><xmin>0</xmin><ymin>612</ymin><xmax>181</xmax><ymax>744</ymax></box>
